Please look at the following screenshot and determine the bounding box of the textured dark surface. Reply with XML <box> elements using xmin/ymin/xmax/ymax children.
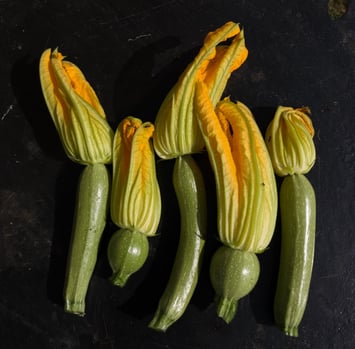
<box><xmin>1</xmin><ymin>0</ymin><xmax>355</xmax><ymax>348</ymax></box>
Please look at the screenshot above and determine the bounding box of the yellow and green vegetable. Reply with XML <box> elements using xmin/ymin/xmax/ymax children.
<box><xmin>150</xmin><ymin>21</ymin><xmax>248</xmax><ymax>331</ymax></box>
<box><xmin>266</xmin><ymin>106</ymin><xmax>316</xmax><ymax>337</ymax></box>
<box><xmin>108</xmin><ymin>116</ymin><xmax>161</xmax><ymax>286</ymax></box>
<box><xmin>39</xmin><ymin>48</ymin><xmax>113</xmax><ymax>315</ymax></box>
<box><xmin>195</xmin><ymin>82</ymin><xmax>278</xmax><ymax>322</ymax></box>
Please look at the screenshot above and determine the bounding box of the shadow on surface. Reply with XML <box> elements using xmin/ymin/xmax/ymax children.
<box><xmin>10</xmin><ymin>55</ymin><xmax>85</xmax><ymax>306</ymax></box>
<box><xmin>113</xmin><ymin>36</ymin><xmax>200</xmax><ymax>124</ymax></box>
<box><xmin>11</xmin><ymin>55</ymin><xmax>67</xmax><ymax>161</ymax></box>
<box><xmin>249</xmin><ymin>176</ymin><xmax>282</xmax><ymax>326</ymax></box>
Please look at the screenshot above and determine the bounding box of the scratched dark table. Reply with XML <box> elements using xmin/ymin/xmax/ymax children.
<box><xmin>1</xmin><ymin>1</ymin><xmax>355</xmax><ymax>348</ymax></box>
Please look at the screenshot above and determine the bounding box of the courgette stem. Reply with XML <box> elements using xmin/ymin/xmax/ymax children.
<box><xmin>149</xmin><ymin>155</ymin><xmax>207</xmax><ymax>331</ymax></box>
<box><xmin>274</xmin><ymin>174</ymin><xmax>316</xmax><ymax>337</ymax></box>
<box><xmin>64</xmin><ymin>163</ymin><xmax>110</xmax><ymax>315</ymax></box>
<box><xmin>215</xmin><ymin>296</ymin><xmax>238</xmax><ymax>324</ymax></box>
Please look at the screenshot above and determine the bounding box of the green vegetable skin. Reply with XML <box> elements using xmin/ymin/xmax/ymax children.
<box><xmin>210</xmin><ymin>247</ymin><xmax>260</xmax><ymax>323</ymax></box>
<box><xmin>107</xmin><ymin>228</ymin><xmax>149</xmax><ymax>287</ymax></box>
<box><xmin>64</xmin><ymin>163</ymin><xmax>110</xmax><ymax>315</ymax></box>
<box><xmin>274</xmin><ymin>174</ymin><xmax>316</xmax><ymax>337</ymax></box>
<box><xmin>149</xmin><ymin>155</ymin><xmax>207</xmax><ymax>331</ymax></box>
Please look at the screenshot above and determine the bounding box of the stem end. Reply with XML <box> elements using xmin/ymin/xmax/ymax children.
<box><xmin>64</xmin><ymin>299</ymin><xmax>86</xmax><ymax>316</ymax></box>
<box><xmin>149</xmin><ymin>310</ymin><xmax>171</xmax><ymax>332</ymax></box>
<box><xmin>283</xmin><ymin>326</ymin><xmax>299</xmax><ymax>337</ymax></box>
<box><xmin>215</xmin><ymin>295</ymin><xmax>238</xmax><ymax>324</ymax></box>
<box><xmin>110</xmin><ymin>272</ymin><xmax>130</xmax><ymax>287</ymax></box>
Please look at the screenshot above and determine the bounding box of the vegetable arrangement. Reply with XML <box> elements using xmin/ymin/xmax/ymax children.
<box><xmin>39</xmin><ymin>21</ymin><xmax>316</xmax><ymax>338</ymax></box>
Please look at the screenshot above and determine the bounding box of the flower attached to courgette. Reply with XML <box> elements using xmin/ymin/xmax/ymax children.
<box><xmin>153</xmin><ymin>21</ymin><xmax>248</xmax><ymax>159</ymax></box>
<box><xmin>266</xmin><ymin>106</ymin><xmax>317</xmax><ymax>337</ymax></box>
<box><xmin>195</xmin><ymin>80</ymin><xmax>277</xmax><ymax>323</ymax></box>
<box><xmin>111</xmin><ymin>117</ymin><xmax>161</xmax><ymax>235</ymax></box>
<box><xmin>39</xmin><ymin>48</ymin><xmax>113</xmax><ymax>316</ymax></box>
<box><xmin>108</xmin><ymin>117</ymin><xmax>161</xmax><ymax>287</ymax></box>
<box><xmin>39</xmin><ymin>48</ymin><xmax>113</xmax><ymax>165</ymax></box>
<box><xmin>265</xmin><ymin>106</ymin><xmax>315</xmax><ymax>177</ymax></box>
<box><xmin>150</xmin><ymin>22</ymin><xmax>249</xmax><ymax>330</ymax></box>
<box><xmin>196</xmin><ymin>81</ymin><xmax>277</xmax><ymax>253</ymax></box>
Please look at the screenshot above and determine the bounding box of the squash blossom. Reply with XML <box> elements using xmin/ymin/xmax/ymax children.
<box><xmin>111</xmin><ymin>117</ymin><xmax>161</xmax><ymax>235</ymax></box>
<box><xmin>195</xmin><ymin>81</ymin><xmax>277</xmax><ymax>253</ymax></box>
<box><xmin>265</xmin><ymin>106</ymin><xmax>315</xmax><ymax>176</ymax></box>
<box><xmin>39</xmin><ymin>48</ymin><xmax>113</xmax><ymax>316</ymax></box>
<box><xmin>39</xmin><ymin>48</ymin><xmax>113</xmax><ymax>164</ymax></box>
<box><xmin>153</xmin><ymin>21</ymin><xmax>248</xmax><ymax>159</ymax></box>
<box><xmin>108</xmin><ymin>117</ymin><xmax>161</xmax><ymax>287</ymax></box>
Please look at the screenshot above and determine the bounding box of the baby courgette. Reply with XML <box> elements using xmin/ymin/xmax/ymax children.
<box><xmin>274</xmin><ymin>174</ymin><xmax>316</xmax><ymax>336</ymax></box>
<box><xmin>107</xmin><ymin>228</ymin><xmax>149</xmax><ymax>287</ymax></box>
<box><xmin>64</xmin><ymin>163</ymin><xmax>110</xmax><ymax>315</ymax></box>
<box><xmin>210</xmin><ymin>246</ymin><xmax>260</xmax><ymax>323</ymax></box>
<box><xmin>149</xmin><ymin>155</ymin><xmax>207</xmax><ymax>331</ymax></box>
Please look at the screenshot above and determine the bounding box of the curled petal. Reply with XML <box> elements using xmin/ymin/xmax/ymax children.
<box><xmin>199</xmin><ymin>29</ymin><xmax>248</xmax><ymax>105</ymax></box>
<box><xmin>265</xmin><ymin>106</ymin><xmax>316</xmax><ymax>176</ymax></box>
<box><xmin>39</xmin><ymin>48</ymin><xmax>113</xmax><ymax>164</ymax></box>
<box><xmin>153</xmin><ymin>21</ymin><xmax>248</xmax><ymax>159</ymax></box>
<box><xmin>111</xmin><ymin>117</ymin><xmax>161</xmax><ymax>236</ymax></box>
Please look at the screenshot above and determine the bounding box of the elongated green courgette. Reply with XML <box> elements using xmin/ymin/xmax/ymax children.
<box><xmin>210</xmin><ymin>246</ymin><xmax>260</xmax><ymax>323</ymax></box>
<box><xmin>64</xmin><ymin>163</ymin><xmax>110</xmax><ymax>315</ymax></box>
<box><xmin>149</xmin><ymin>155</ymin><xmax>207</xmax><ymax>331</ymax></box>
<box><xmin>274</xmin><ymin>174</ymin><xmax>316</xmax><ymax>337</ymax></box>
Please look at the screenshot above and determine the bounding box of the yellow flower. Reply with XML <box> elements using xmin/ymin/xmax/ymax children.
<box><xmin>195</xmin><ymin>81</ymin><xmax>277</xmax><ymax>253</ymax></box>
<box><xmin>265</xmin><ymin>106</ymin><xmax>316</xmax><ymax>176</ymax></box>
<box><xmin>39</xmin><ymin>48</ymin><xmax>113</xmax><ymax>165</ymax></box>
<box><xmin>153</xmin><ymin>21</ymin><xmax>248</xmax><ymax>159</ymax></box>
<box><xmin>111</xmin><ymin>117</ymin><xmax>161</xmax><ymax>236</ymax></box>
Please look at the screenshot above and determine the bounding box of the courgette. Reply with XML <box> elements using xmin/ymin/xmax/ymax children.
<box><xmin>107</xmin><ymin>228</ymin><xmax>149</xmax><ymax>287</ymax></box>
<box><xmin>149</xmin><ymin>155</ymin><xmax>207</xmax><ymax>331</ymax></box>
<box><xmin>64</xmin><ymin>163</ymin><xmax>110</xmax><ymax>315</ymax></box>
<box><xmin>210</xmin><ymin>246</ymin><xmax>260</xmax><ymax>323</ymax></box>
<box><xmin>274</xmin><ymin>174</ymin><xmax>316</xmax><ymax>336</ymax></box>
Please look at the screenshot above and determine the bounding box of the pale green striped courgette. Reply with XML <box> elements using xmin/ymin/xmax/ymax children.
<box><xmin>274</xmin><ymin>173</ymin><xmax>316</xmax><ymax>336</ymax></box>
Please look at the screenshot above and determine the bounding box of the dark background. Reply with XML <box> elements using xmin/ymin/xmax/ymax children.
<box><xmin>1</xmin><ymin>1</ymin><xmax>355</xmax><ymax>348</ymax></box>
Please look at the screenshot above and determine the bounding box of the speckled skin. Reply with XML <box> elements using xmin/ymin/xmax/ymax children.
<box><xmin>274</xmin><ymin>174</ymin><xmax>316</xmax><ymax>337</ymax></box>
<box><xmin>210</xmin><ymin>246</ymin><xmax>260</xmax><ymax>323</ymax></box>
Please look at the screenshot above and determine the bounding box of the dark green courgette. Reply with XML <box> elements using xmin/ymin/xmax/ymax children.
<box><xmin>149</xmin><ymin>155</ymin><xmax>207</xmax><ymax>331</ymax></box>
<box><xmin>64</xmin><ymin>163</ymin><xmax>110</xmax><ymax>315</ymax></box>
<box><xmin>274</xmin><ymin>174</ymin><xmax>316</xmax><ymax>337</ymax></box>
